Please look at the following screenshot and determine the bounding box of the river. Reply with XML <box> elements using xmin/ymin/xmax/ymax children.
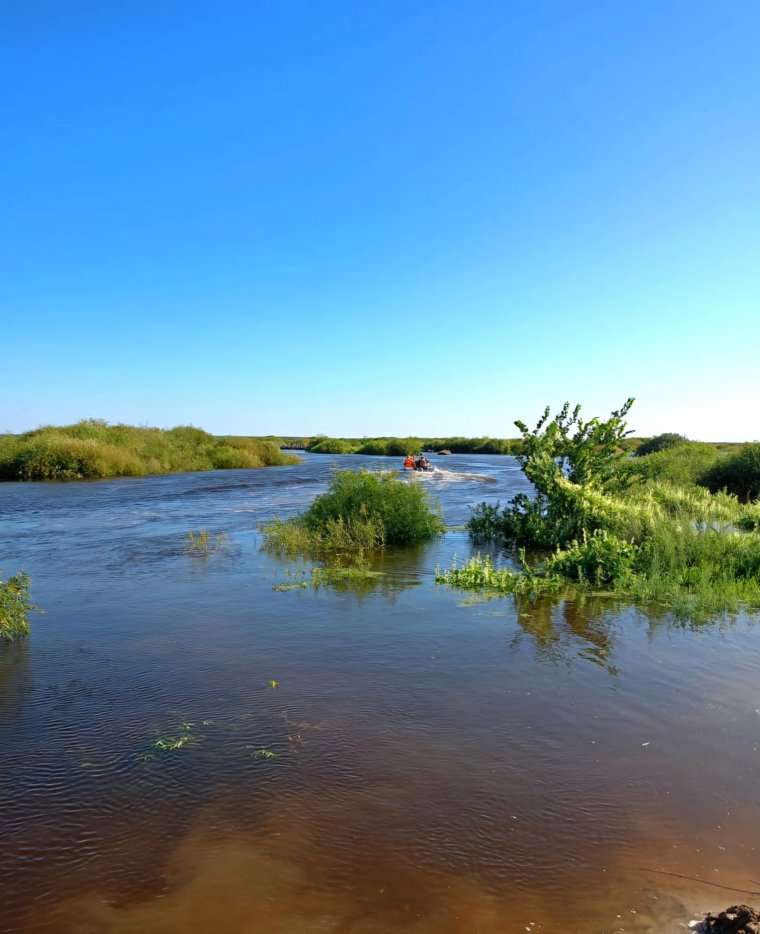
<box><xmin>1</xmin><ymin>453</ymin><xmax>758</xmax><ymax>933</ymax></box>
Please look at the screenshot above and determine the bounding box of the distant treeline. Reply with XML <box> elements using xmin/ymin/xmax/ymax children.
<box><xmin>292</xmin><ymin>436</ymin><xmax>525</xmax><ymax>455</ymax></box>
<box><xmin>0</xmin><ymin>421</ymin><xmax>299</xmax><ymax>481</ymax></box>
<box><xmin>285</xmin><ymin>434</ymin><xmax>661</xmax><ymax>457</ymax></box>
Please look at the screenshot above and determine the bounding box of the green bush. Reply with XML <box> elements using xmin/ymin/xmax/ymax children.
<box><xmin>700</xmin><ymin>443</ymin><xmax>760</xmax><ymax>502</ymax></box>
<box><xmin>261</xmin><ymin>468</ymin><xmax>444</xmax><ymax>560</ymax></box>
<box><xmin>1</xmin><ymin>572</ymin><xmax>33</xmax><ymax>642</ymax></box>
<box><xmin>614</xmin><ymin>442</ymin><xmax>720</xmax><ymax>489</ymax></box>
<box><xmin>545</xmin><ymin>530</ymin><xmax>637</xmax><ymax>587</ymax></box>
<box><xmin>302</xmin><ymin>468</ymin><xmax>444</xmax><ymax>545</ymax></box>
<box><xmin>634</xmin><ymin>433</ymin><xmax>688</xmax><ymax>456</ymax></box>
<box><xmin>307</xmin><ymin>439</ymin><xmax>357</xmax><ymax>455</ymax></box>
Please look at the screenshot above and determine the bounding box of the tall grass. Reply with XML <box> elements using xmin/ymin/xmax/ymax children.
<box><xmin>0</xmin><ymin>420</ymin><xmax>299</xmax><ymax>481</ymax></box>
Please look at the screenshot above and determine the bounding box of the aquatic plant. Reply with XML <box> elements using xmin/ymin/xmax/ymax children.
<box><xmin>139</xmin><ymin>721</ymin><xmax>201</xmax><ymax>760</ymax></box>
<box><xmin>0</xmin><ymin>572</ymin><xmax>34</xmax><ymax>642</ymax></box>
<box><xmin>184</xmin><ymin>529</ymin><xmax>226</xmax><ymax>556</ymax></box>
<box><xmin>0</xmin><ymin>420</ymin><xmax>299</xmax><ymax>481</ymax></box>
<box><xmin>309</xmin><ymin>563</ymin><xmax>380</xmax><ymax>589</ymax></box>
<box><xmin>436</xmin><ymin>553</ymin><xmax>559</xmax><ymax>595</ymax></box>
<box><xmin>250</xmin><ymin>747</ymin><xmax>280</xmax><ymax>760</ymax></box>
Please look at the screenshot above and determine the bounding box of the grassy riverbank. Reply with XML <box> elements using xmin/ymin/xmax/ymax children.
<box><xmin>0</xmin><ymin>421</ymin><xmax>299</xmax><ymax>481</ymax></box>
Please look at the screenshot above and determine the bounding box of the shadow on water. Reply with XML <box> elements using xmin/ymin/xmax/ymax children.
<box><xmin>0</xmin><ymin>639</ymin><xmax>32</xmax><ymax>724</ymax></box>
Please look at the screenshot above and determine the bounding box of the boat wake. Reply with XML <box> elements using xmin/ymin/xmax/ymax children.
<box><xmin>408</xmin><ymin>467</ymin><xmax>497</xmax><ymax>485</ymax></box>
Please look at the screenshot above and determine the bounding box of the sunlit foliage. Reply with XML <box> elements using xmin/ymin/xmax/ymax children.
<box><xmin>0</xmin><ymin>420</ymin><xmax>299</xmax><ymax>481</ymax></box>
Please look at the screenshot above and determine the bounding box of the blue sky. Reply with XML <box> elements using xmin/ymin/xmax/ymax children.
<box><xmin>2</xmin><ymin>0</ymin><xmax>759</xmax><ymax>440</ymax></box>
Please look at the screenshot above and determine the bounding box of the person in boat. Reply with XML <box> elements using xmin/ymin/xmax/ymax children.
<box><xmin>415</xmin><ymin>453</ymin><xmax>430</xmax><ymax>470</ymax></box>
<box><xmin>403</xmin><ymin>454</ymin><xmax>416</xmax><ymax>469</ymax></box>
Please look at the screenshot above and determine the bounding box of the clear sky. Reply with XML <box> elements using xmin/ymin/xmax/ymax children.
<box><xmin>2</xmin><ymin>1</ymin><xmax>759</xmax><ymax>440</ymax></box>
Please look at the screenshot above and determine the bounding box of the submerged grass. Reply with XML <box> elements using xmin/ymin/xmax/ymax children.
<box><xmin>184</xmin><ymin>529</ymin><xmax>226</xmax><ymax>556</ymax></box>
<box><xmin>0</xmin><ymin>420</ymin><xmax>299</xmax><ymax>481</ymax></box>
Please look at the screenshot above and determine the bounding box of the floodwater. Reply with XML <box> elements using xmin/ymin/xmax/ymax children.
<box><xmin>1</xmin><ymin>453</ymin><xmax>758</xmax><ymax>934</ymax></box>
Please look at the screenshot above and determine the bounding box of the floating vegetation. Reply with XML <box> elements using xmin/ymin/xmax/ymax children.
<box><xmin>184</xmin><ymin>529</ymin><xmax>226</xmax><ymax>556</ymax></box>
<box><xmin>273</xmin><ymin>568</ymin><xmax>308</xmax><ymax>591</ymax></box>
<box><xmin>273</xmin><ymin>562</ymin><xmax>383</xmax><ymax>593</ymax></box>
<box><xmin>310</xmin><ymin>563</ymin><xmax>381</xmax><ymax>589</ymax></box>
<box><xmin>247</xmin><ymin>746</ymin><xmax>281</xmax><ymax>760</ymax></box>
<box><xmin>139</xmin><ymin>721</ymin><xmax>201</xmax><ymax>761</ymax></box>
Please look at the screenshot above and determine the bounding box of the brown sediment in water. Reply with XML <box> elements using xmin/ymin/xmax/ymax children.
<box><xmin>26</xmin><ymin>784</ymin><xmax>758</xmax><ymax>934</ymax></box>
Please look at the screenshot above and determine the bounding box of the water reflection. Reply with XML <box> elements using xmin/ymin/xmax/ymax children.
<box><xmin>511</xmin><ymin>594</ymin><xmax>620</xmax><ymax>673</ymax></box>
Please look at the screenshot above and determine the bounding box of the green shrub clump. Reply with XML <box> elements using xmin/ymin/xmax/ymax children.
<box><xmin>1</xmin><ymin>572</ymin><xmax>34</xmax><ymax>642</ymax></box>
<box><xmin>262</xmin><ymin>467</ymin><xmax>444</xmax><ymax>557</ymax></box>
<box><xmin>634</xmin><ymin>433</ymin><xmax>689</xmax><ymax>456</ymax></box>
<box><xmin>615</xmin><ymin>442</ymin><xmax>721</xmax><ymax>489</ymax></box>
<box><xmin>700</xmin><ymin>443</ymin><xmax>760</xmax><ymax>503</ymax></box>
<box><xmin>0</xmin><ymin>421</ymin><xmax>299</xmax><ymax>481</ymax></box>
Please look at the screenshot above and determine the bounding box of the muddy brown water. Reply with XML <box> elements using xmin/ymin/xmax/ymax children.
<box><xmin>1</xmin><ymin>454</ymin><xmax>758</xmax><ymax>933</ymax></box>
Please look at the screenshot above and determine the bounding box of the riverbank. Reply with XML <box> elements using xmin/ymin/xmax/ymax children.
<box><xmin>0</xmin><ymin>421</ymin><xmax>299</xmax><ymax>480</ymax></box>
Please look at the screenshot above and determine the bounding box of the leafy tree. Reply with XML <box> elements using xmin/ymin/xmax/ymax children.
<box><xmin>515</xmin><ymin>398</ymin><xmax>635</xmax><ymax>493</ymax></box>
<box><xmin>469</xmin><ymin>399</ymin><xmax>635</xmax><ymax>548</ymax></box>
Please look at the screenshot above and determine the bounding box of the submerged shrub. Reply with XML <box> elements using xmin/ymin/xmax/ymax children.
<box><xmin>0</xmin><ymin>572</ymin><xmax>34</xmax><ymax>642</ymax></box>
<box><xmin>261</xmin><ymin>468</ymin><xmax>444</xmax><ymax>559</ymax></box>
<box><xmin>302</xmin><ymin>468</ymin><xmax>444</xmax><ymax>545</ymax></box>
<box><xmin>545</xmin><ymin>530</ymin><xmax>637</xmax><ymax>587</ymax></box>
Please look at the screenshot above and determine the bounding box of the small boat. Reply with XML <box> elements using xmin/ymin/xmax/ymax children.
<box><xmin>403</xmin><ymin>455</ymin><xmax>432</xmax><ymax>471</ymax></box>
